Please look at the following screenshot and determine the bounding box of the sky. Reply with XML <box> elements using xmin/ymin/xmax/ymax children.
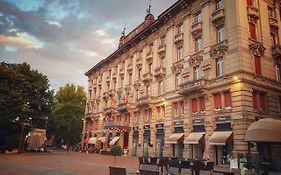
<box><xmin>0</xmin><ymin>0</ymin><xmax>177</xmax><ymax>91</ymax></box>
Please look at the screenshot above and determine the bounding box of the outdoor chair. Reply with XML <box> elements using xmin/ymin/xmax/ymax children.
<box><xmin>191</xmin><ymin>161</ymin><xmax>214</xmax><ymax>175</ymax></box>
<box><xmin>179</xmin><ymin>160</ymin><xmax>191</xmax><ymax>174</ymax></box>
<box><xmin>140</xmin><ymin>165</ymin><xmax>159</xmax><ymax>175</ymax></box>
<box><xmin>168</xmin><ymin>159</ymin><xmax>180</xmax><ymax>168</ymax></box>
<box><xmin>144</xmin><ymin>157</ymin><xmax>150</xmax><ymax>164</ymax></box>
<box><xmin>158</xmin><ymin>157</ymin><xmax>169</xmax><ymax>175</ymax></box>
<box><xmin>109</xmin><ymin>166</ymin><xmax>127</xmax><ymax>175</ymax></box>
<box><xmin>150</xmin><ymin>157</ymin><xmax>158</xmax><ymax>165</ymax></box>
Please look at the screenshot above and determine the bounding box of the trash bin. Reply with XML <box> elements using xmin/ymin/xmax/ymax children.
<box><xmin>238</xmin><ymin>154</ymin><xmax>248</xmax><ymax>175</ymax></box>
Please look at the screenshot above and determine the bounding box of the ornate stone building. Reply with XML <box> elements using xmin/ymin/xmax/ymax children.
<box><xmin>83</xmin><ymin>0</ymin><xmax>281</xmax><ymax>166</ymax></box>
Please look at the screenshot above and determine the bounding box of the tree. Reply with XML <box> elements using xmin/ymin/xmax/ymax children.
<box><xmin>49</xmin><ymin>84</ymin><xmax>86</xmax><ymax>146</ymax></box>
<box><xmin>0</xmin><ymin>62</ymin><xmax>53</xmax><ymax>149</ymax></box>
<box><xmin>111</xmin><ymin>145</ymin><xmax>123</xmax><ymax>165</ymax></box>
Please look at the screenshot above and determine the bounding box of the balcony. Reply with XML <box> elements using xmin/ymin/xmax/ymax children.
<box><xmin>212</xmin><ymin>8</ymin><xmax>225</xmax><ymax>28</ymax></box>
<box><xmin>179</xmin><ymin>79</ymin><xmax>207</xmax><ymax>95</ymax></box>
<box><xmin>210</xmin><ymin>40</ymin><xmax>228</xmax><ymax>59</ymax></box>
<box><xmin>146</xmin><ymin>51</ymin><xmax>153</xmax><ymax>64</ymax></box>
<box><xmin>272</xmin><ymin>45</ymin><xmax>281</xmax><ymax>59</ymax></box>
<box><xmin>104</xmin><ymin>106</ymin><xmax>114</xmax><ymax>115</ymax></box>
<box><xmin>105</xmin><ymin>119</ymin><xmax>114</xmax><ymax>128</ymax></box>
<box><xmin>158</xmin><ymin>44</ymin><xmax>166</xmax><ymax>54</ymax></box>
<box><xmin>154</xmin><ymin>66</ymin><xmax>166</xmax><ymax>79</ymax></box>
<box><xmin>174</xmin><ymin>32</ymin><xmax>184</xmax><ymax>45</ymax></box>
<box><xmin>117</xmin><ymin>103</ymin><xmax>129</xmax><ymax>112</ymax></box>
<box><xmin>142</xmin><ymin>72</ymin><xmax>153</xmax><ymax>84</ymax></box>
<box><xmin>269</xmin><ymin>17</ymin><xmax>279</xmax><ymax>29</ymax></box>
<box><xmin>191</xmin><ymin>21</ymin><xmax>202</xmax><ymax>36</ymax></box>
<box><xmin>247</xmin><ymin>6</ymin><xmax>259</xmax><ymax>21</ymax></box>
<box><xmin>136</xmin><ymin>96</ymin><xmax>151</xmax><ymax>107</ymax></box>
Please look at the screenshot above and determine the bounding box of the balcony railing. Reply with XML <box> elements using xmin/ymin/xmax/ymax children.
<box><xmin>269</xmin><ymin>17</ymin><xmax>279</xmax><ymax>29</ymax></box>
<box><xmin>174</xmin><ymin>32</ymin><xmax>184</xmax><ymax>45</ymax></box>
<box><xmin>158</xmin><ymin>44</ymin><xmax>166</xmax><ymax>54</ymax></box>
<box><xmin>212</xmin><ymin>8</ymin><xmax>225</xmax><ymax>28</ymax></box>
<box><xmin>179</xmin><ymin>79</ymin><xmax>206</xmax><ymax>95</ymax></box>
<box><xmin>191</xmin><ymin>21</ymin><xmax>202</xmax><ymax>36</ymax></box>
<box><xmin>117</xmin><ymin>103</ymin><xmax>129</xmax><ymax>111</ymax></box>
<box><xmin>142</xmin><ymin>72</ymin><xmax>153</xmax><ymax>84</ymax></box>
<box><xmin>154</xmin><ymin>66</ymin><xmax>166</xmax><ymax>79</ymax></box>
<box><xmin>247</xmin><ymin>6</ymin><xmax>259</xmax><ymax>20</ymax></box>
<box><xmin>272</xmin><ymin>45</ymin><xmax>281</xmax><ymax>59</ymax></box>
<box><xmin>136</xmin><ymin>96</ymin><xmax>151</xmax><ymax>107</ymax></box>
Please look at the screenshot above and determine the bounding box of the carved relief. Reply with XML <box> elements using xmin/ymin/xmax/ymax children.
<box><xmin>249</xmin><ymin>40</ymin><xmax>265</xmax><ymax>57</ymax></box>
<box><xmin>247</xmin><ymin>6</ymin><xmax>259</xmax><ymax>24</ymax></box>
<box><xmin>171</xmin><ymin>59</ymin><xmax>184</xmax><ymax>74</ymax></box>
<box><xmin>212</xmin><ymin>9</ymin><xmax>225</xmax><ymax>28</ymax></box>
<box><xmin>188</xmin><ymin>52</ymin><xmax>203</xmax><ymax>66</ymax></box>
<box><xmin>272</xmin><ymin>45</ymin><xmax>281</xmax><ymax>59</ymax></box>
<box><xmin>210</xmin><ymin>40</ymin><xmax>228</xmax><ymax>59</ymax></box>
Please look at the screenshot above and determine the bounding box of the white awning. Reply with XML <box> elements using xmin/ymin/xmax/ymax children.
<box><xmin>97</xmin><ymin>137</ymin><xmax>106</xmax><ymax>143</ymax></box>
<box><xmin>88</xmin><ymin>137</ymin><xmax>97</xmax><ymax>144</ymax></box>
<box><xmin>184</xmin><ymin>132</ymin><xmax>205</xmax><ymax>144</ymax></box>
<box><xmin>209</xmin><ymin>131</ymin><xmax>233</xmax><ymax>145</ymax></box>
<box><xmin>109</xmin><ymin>136</ymin><xmax>120</xmax><ymax>146</ymax></box>
<box><xmin>165</xmin><ymin>133</ymin><xmax>184</xmax><ymax>144</ymax></box>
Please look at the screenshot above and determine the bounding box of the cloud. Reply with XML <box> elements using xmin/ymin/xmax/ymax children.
<box><xmin>48</xmin><ymin>21</ymin><xmax>62</xmax><ymax>28</ymax></box>
<box><xmin>0</xmin><ymin>34</ymin><xmax>34</xmax><ymax>48</ymax></box>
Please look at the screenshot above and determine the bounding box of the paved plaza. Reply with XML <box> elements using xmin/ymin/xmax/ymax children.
<box><xmin>0</xmin><ymin>151</ymin><xmax>139</xmax><ymax>175</ymax></box>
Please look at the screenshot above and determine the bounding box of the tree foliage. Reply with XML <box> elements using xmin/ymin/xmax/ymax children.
<box><xmin>48</xmin><ymin>84</ymin><xmax>86</xmax><ymax>145</ymax></box>
<box><xmin>0</xmin><ymin>62</ymin><xmax>53</xmax><ymax>149</ymax></box>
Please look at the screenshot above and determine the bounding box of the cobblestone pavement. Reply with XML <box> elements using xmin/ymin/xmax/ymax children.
<box><xmin>0</xmin><ymin>152</ymin><xmax>139</xmax><ymax>175</ymax></box>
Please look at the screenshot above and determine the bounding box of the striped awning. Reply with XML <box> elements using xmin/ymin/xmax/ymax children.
<box><xmin>109</xmin><ymin>137</ymin><xmax>120</xmax><ymax>146</ymax></box>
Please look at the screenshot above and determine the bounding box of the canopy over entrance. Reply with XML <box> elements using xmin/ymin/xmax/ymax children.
<box><xmin>165</xmin><ymin>133</ymin><xmax>184</xmax><ymax>144</ymax></box>
<box><xmin>184</xmin><ymin>132</ymin><xmax>205</xmax><ymax>144</ymax></box>
<box><xmin>209</xmin><ymin>131</ymin><xmax>233</xmax><ymax>145</ymax></box>
<box><xmin>245</xmin><ymin>118</ymin><xmax>281</xmax><ymax>143</ymax></box>
<box><xmin>109</xmin><ymin>136</ymin><xmax>120</xmax><ymax>146</ymax></box>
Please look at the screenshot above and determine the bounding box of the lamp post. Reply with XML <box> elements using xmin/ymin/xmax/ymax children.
<box><xmin>18</xmin><ymin>101</ymin><xmax>30</xmax><ymax>153</ymax></box>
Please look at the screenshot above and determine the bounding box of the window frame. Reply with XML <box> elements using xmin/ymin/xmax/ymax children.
<box><xmin>216</xmin><ymin>57</ymin><xmax>224</xmax><ymax>77</ymax></box>
<box><xmin>217</xmin><ymin>26</ymin><xmax>225</xmax><ymax>43</ymax></box>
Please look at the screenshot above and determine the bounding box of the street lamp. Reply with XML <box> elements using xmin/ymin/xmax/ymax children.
<box><xmin>18</xmin><ymin>101</ymin><xmax>30</xmax><ymax>153</ymax></box>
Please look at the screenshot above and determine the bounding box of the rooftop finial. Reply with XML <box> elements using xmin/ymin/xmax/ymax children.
<box><xmin>121</xmin><ymin>23</ymin><xmax>126</xmax><ymax>37</ymax></box>
<box><xmin>146</xmin><ymin>0</ymin><xmax>152</xmax><ymax>14</ymax></box>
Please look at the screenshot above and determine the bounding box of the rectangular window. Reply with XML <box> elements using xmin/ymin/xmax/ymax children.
<box><xmin>195</xmin><ymin>11</ymin><xmax>202</xmax><ymax>22</ymax></box>
<box><xmin>276</xmin><ymin>64</ymin><xmax>281</xmax><ymax>81</ymax></box>
<box><xmin>214</xmin><ymin>93</ymin><xmax>222</xmax><ymax>109</ymax></box>
<box><xmin>180</xmin><ymin>101</ymin><xmax>185</xmax><ymax>115</ymax></box>
<box><xmin>159</xmin><ymin>81</ymin><xmax>164</xmax><ymax>95</ymax></box>
<box><xmin>194</xmin><ymin>66</ymin><xmax>200</xmax><ymax>80</ymax></box>
<box><xmin>192</xmin><ymin>98</ymin><xmax>198</xmax><ymax>113</ymax></box>
<box><xmin>254</xmin><ymin>56</ymin><xmax>262</xmax><ymax>75</ymax></box>
<box><xmin>259</xmin><ymin>93</ymin><xmax>265</xmax><ymax>110</ymax></box>
<box><xmin>216</xmin><ymin>0</ymin><xmax>223</xmax><ymax>10</ymax></box>
<box><xmin>217</xmin><ymin>26</ymin><xmax>224</xmax><ymax>43</ymax></box>
<box><xmin>199</xmin><ymin>97</ymin><xmax>205</xmax><ymax>112</ymax></box>
<box><xmin>175</xmin><ymin>73</ymin><xmax>181</xmax><ymax>88</ymax></box>
<box><xmin>224</xmin><ymin>91</ymin><xmax>232</xmax><ymax>107</ymax></box>
<box><xmin>178</xmin><ymin>23</ymin><xmax>183</xmax><ymax>33</ymax></box>
<box><xmin>249</xmin><ymin>23</ymin><xmax>256</xmax><ymax>40</ymax></box>
<box><xmin>216</xmin><ymin>57</ymin><xmax>224</xmax><ymax>77</ymax></box>
<box><xmin>174</xmin><ymin>103</ymin><xmax>179</xmax><ymax>116</ymax></box>
<box><xmin>160</xmin><ymin>35</ymin><xmax>166</xmax><ymax>45</ymax></box>
<box><xmin>128</xmin><ymin>72</ymin><xmax>132</xmax><ymax>84</ymax></box>
<box><xmin>195</xmin><ymin>37</ymin><xmax>202</xmax><ymax>52</ymax></box>
<box><xmin>177</xmin><ymin>47</ymin><xmax>184</xmax><ymax>60</ymax></box>
<box><xmin>252</xmin><ymin>91</ymin><xmax>258</xmax><ymax>109</ymax></box>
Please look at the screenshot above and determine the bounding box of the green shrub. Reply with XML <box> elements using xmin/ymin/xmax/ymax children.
<box><xmin>111</xmin><ymin>145</ymin><xmax>122</xmax><ymax>156</ymax></box>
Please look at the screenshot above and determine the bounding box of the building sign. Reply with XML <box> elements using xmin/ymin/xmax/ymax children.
<box><xmin>215</xmin><ymin>116</ymin><xmax>231</xmax><ymax>123</ymax></box>
<box><xmin>192</xmin><ymin>118</ymin><xmax>205</xmax><ymax>125</ymax></box>
<box><xmin>156</xmin><ymin>123</ymin><xmax>164</xmax><ymax>129</ymax></box>
<box><xmin>133</xmin><ymin>126</ymin><xmax>139</xmax><ymax>131</ymax></box>
<box><xmin>174</xmin><ymin>120</ymin><xmax>184</xmax><ymax>126</ymax></box>
<box><xmin>143</xmin><ymin>125</ymin><xmax>150</xmax><ymax>130</ymax></box>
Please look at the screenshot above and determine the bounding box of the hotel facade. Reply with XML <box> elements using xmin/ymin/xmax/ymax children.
<box><xmin>83</xmin><ymin>0</ymin><xmax>281</xmax><ymax>166</ymax></box>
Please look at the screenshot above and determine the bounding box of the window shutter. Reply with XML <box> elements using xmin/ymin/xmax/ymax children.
<box><xmin>259</xmin><ymin>93</ymin><xmax>265</xmax><ymax>110</ymax></box>
<box><xmin>247</xmin><ymin>0</ymin><xmax>253</xmax><ymax>6</ymax></box>
<box><xmin>254</xmin><ymin>56</ymin><xmax>262</xmax><ymax>75</ymax></box>
<box><xmin>192</xmin><ymin>99</ymin><xmax>198</xmax><ymax>113</ymax></box>
<box><xmin>252</xmin><ymin>91</ymin><xmax>258</xmax><ymax>109</ymax></box>
<box><xmin>249</xmin><ymin>23</ymin><xmax>256</xmax><ymax>40</ymax></box>
<box><xmin>224</xmin><ymin>91</ymin><xmax>232</xmax><ymax>107</ymax></box>
<box><xmin>199</xmin><ymin>97</ymin><xmax>205</xmax><ymax>111</ymax></box>
<box><xmin>214</xmin><ymin>93</ymin><xmax>222</xmax><ymax>108</ymax></box>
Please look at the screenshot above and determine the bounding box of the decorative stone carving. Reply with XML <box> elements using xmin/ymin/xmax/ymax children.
<box><xmin>133</xmin><ymin>80</ymin><xmax>142</xmax><ymax>90</ymax></box>
<box><xmin>210</xmin><ymin>40</ymin><xmax>228</xmax><ymax>59</ymax></box>
<box><xmin>247</xmin><ymin>6</ymin><xmax>259</xmax><ymax>24</ymax></box>
<box><xmin>191</xmin><ymin>21</ymin><xmax>202</xmax><ymax>37</ymax></box>
<box><xmin>188</xmin><ymin>52</ymin><xmax>203</xmax><ymax>66</ymax></box>
<box><xmin>272</xmin><ymin>45</ymin><xmax>281</xmax><ymax>59</ymax></box>
<box><xmin>174</xmin><ymin>32</ymin><xmax>184</xmax><ymax>47</ymax></box>
<box><xmin>154</xmin><ymin>66</ymin><xmax>166</xmax><ymax>80</ymax></box>
<box><xmin>171</xmin><ymin>59</ymin><xmax>184</xmax><ymax>74</ymax></box>
<box><xmin>249</xmin><ymin>40</ymin><xmax>265</xmax><ymax>57</ymax></box>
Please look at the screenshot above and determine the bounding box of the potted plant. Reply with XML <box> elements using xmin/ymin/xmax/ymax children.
<box><xmin>111</xmin><ymin>145</ymin><xmax>122</xmax><ymax>165</ymax></box>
